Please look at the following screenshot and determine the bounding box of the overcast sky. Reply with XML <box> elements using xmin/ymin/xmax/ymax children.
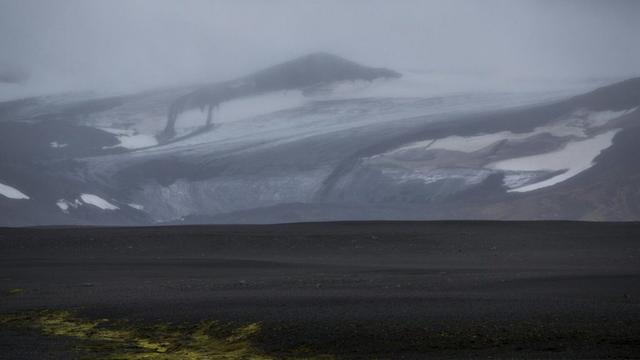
<box><xmin>0</xmin><ymin>0</ymin><xmax>638</xmax><ymax>97</ymax></box>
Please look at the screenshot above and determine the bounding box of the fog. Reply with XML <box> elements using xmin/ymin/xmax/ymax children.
<box><xmin>1</xmin><ymin>0</ymin><xmax>638</xmax><ymax>99</ymax></box>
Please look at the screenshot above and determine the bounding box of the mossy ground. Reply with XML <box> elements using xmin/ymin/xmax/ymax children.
<box><xmin>0</xmin><ymin>310</ymin><xmax>334</xmax><ymax>360</ymax></box>
<box><xmin>5</xmin><ymin>288</ymin><xmax>24</xmax><ymax>296</ymax></box>
<box><xmin>2</xmin><ymin>310</ymin><xmax>639</xmax><ymax>359</ymax></box>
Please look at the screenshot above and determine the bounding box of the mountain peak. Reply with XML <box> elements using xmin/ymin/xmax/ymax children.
<box><xmin>257</xmin><ymin>52</ymin><xmax>402</xmax><ymax>83</ymax></box>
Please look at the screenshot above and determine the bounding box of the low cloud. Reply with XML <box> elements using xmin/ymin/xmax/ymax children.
<box><xmin>0</xmin><ymin>0</ymin><xmax>638</xmax><ymax>97</ymax></box>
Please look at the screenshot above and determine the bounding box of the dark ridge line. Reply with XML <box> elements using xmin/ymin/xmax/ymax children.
<box><xmin>3</xmin><ymin>219</ymin><xmax>640</xmax><ymax>231</ymax></box>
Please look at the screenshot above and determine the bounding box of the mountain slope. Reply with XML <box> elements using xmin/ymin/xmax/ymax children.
<box><xmin>0</xmin><ymin>54</ymin><xmax>638</xmax><ymax>225</ymax></box>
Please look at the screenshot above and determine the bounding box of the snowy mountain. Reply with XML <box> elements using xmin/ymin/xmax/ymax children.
<box><xmin>1</xmin><ymin>53</ymin><xmax>639</xmax><ymax>226</ymax></box>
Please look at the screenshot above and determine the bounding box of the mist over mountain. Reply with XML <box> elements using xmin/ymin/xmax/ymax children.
<box><xmin>1</xmin><ymin>1</ymin><xmax>639</xmax><ymax>226</ymax></box>
<box><xmin>0</xmin><ymin>50</ymin><xmax>638</xmax><ymax>226</ymax></box>
<box><xmin>0</xmin><ymin>67</ymin><xmax>28</xmax><ymax>84</ymax></box>
<box><xmin>1</xmin><ymin>0</ymin><xmax>639</xmax><ymax>100</ymax></box>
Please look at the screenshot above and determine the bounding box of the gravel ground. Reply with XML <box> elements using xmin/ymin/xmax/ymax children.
<box><xmin>1</xmin><ymin>221</ymin><xmax>639</xmax><ymax>358</ymax></box>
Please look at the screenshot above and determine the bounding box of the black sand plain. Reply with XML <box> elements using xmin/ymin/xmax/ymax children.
<box><xmin>1</xmin><ymin>221</ymin><xmax>639</xmax><ymax>359</ymax></box>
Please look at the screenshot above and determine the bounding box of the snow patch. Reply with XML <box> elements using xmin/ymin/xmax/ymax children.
<box><xmin>388</xmin><ymin>131</ymin><xmax>535</xmax><ymax>155</ymax></box>
<box><xmin>50</xmin><ymin>141</ymin><xmax>68</xmax><ymax>148</ymax></box>
<box><xmin>386</xmin><ymin>167</ymin><xmax>492</xmax><ymax>186</ymax></box>
<box><xmin>535</xmin><ymin>108</ymin><xmax>635</xmax><ymax>138</ymax></box>
<box><xmin>56</xmin><ymin>199</ymin><xmax>82</xmax><ymax>213</ymax></box>
<box><xmin>387</xmin><ymin>108</ymin><xmax>635</xmax><ymax>155</ymax></box>
<box><xmin>128</xmin><ymin>203</ymin><xmax>144</xmax><ymax>211</ymax></box>
<box><xmin>56</xmin><ymin>200</ymin><xmax>70</xmax><ymax>212</ymax></box>
<box><xmin>101</xmin><ymin>128</ymin><xmax>158</xmax><ymax>150</ymax></box>
<box><xmin>489</xmin><ymin>129</ymin><xmax>619</xmax><ymax>192</ymax></box>
<box><xmin>574</xmin><ymin>108</ymin><xmax>636</xmax><ymax>128</ymax></box>
<box><xmin>501</xmin><ymin>172</ymin><xmax>544</xmax><ymax>189</ymax></box>
<box><xmin>80</xmin><ymin>194</ymin><xmax>119</xmax><ymax>210</ymax></box>
<box><xmin>113</xmin><ymin>134</ymin><xmax>157</xmax><ymax>149</ymax></box>
<box><xmin>430</xmin><ymin>132</ymin><xmax>520</xmax><ymax>152</ymax></box>
<box><xmin>0</xmin><ymin>182</ymin><xmax>30</xmax><ymax>200</ymax></box>
<box><xmin>100</xmin><ymin>128</ymin><xmax>158</xmax><ymax>150</ymax></box>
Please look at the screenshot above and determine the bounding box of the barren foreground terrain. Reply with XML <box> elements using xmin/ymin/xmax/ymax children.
<box><xmin>1</xmin><ymin>221</ymin><xmax>639</xmax><ymax>358</ymax></box>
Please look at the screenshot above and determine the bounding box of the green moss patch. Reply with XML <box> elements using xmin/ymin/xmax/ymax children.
<box><xmin>5</xmin><ymin>288</ymin><xmax>25</xmax><ymax>296</ymax></box>
<box><xmin>0</xmin><ymin>310</ymin><xmax>334</xmax><ymax>360</ymax></box>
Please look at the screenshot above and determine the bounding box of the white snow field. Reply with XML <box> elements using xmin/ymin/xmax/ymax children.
<box><xmin>81</xmin><ymin>72</ymin><xmax>587</xmax><ymax>160</ymax></box>
<box><xmin>370</xmin><ymin>107</ymin><xmax>634</xmax><ymax>194</ymax></box>
<box><xmin>100</xmin><ymin>128</ymin><xmax>158</xmax><ymax>149</ymax></box>
<box><xmin>50</xmin><ymin>141</ymin><xmax>68</xmax><ymax>148</ymax></box>
<box><xmin>0</xmin><ymin>182</ymin><xmax>30</xmax><ymax>200</ymax></box>
<box><xmin>388</xmin><ymin>108</ymin><xmax>635</xmax><ymax>155</ymax></box>
<box><xmin>56</xmin><ymin>199</ymin><xmax>82</xmax><ymax>213</ymax></box>
<box><xmin>490</xmin><ymin>129</ymin><xmax>620</xmax><ymax>192</ymax></box>
<box><xmin>145</xmin><ymin>94</ymin><xmax>566</xmax><ymax>158</ymax></box>
<box><xmin>128</xmin><ymin>203</ymin><xmax>144</xmax><ymax>211</ymax></box>
<box><xmin>79</xmin><ymin>194</ymin><xmax>119</xmax><ymax>210</ymax></box>
<box><xmin>56</xmin><ymin>195</ymin><xmax>120</xmax><ymax>212</ymax></box>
